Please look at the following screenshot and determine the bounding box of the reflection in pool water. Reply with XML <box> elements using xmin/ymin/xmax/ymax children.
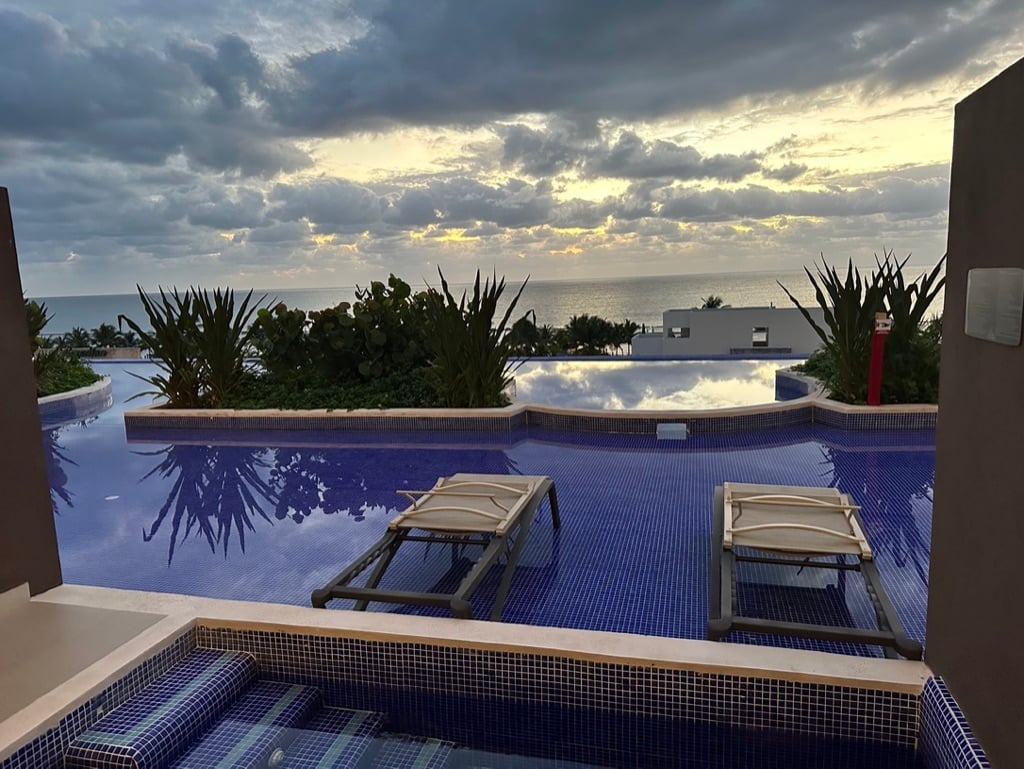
<box><xmin>511</xmin><ymin>358</ymin><xmax>804</xmax><ymax>410</ymax></box>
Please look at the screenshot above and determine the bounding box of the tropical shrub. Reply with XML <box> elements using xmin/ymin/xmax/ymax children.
<box><xmin>781</xmin><ymin>252</ymin><xmax>945</xmax><ymax>404</ymax></box>
<box><xmin>225</xmin><ymin>369</ymin><xmax>440</xmax><ymax>410</ymax></box>
<box><xmin>306</xmin><ymin>275</ymin><xmax>431</xmax><ymax>382</ymax></box>
<box><xmin>35</xmin><ymin>342</ymin><xmax>101</xmax><ymax>397</ymax></box>
<box><xmin>119</xmin><ymin>286</ymin><xmax>266</xmax><ymax>407</ymax></box>
<box><xmin>422</xmin><ymin>269</ymin><xmax>528</xmax><ymax>407</ymax></box>
<box><xmin>251</xmin><ymin>303</ymin><xmax>310</xmax><ymax>380</ymax></box>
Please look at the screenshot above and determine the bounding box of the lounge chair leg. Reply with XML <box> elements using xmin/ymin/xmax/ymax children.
<box><xmin>546</xmin><ymin>485</ymin><xmax>562</xmax><ymax>529</ymax></box>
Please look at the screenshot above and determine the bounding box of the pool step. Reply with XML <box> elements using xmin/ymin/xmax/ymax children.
<box><xmin>279</xmin><ymin>708</ymin><xmax>385</xmax><ymax>769</ymax></box>
<box><xmin>367</xmin><ymin>734</ymin><xmax>454</xmax><ymax>768</ymax></box>
<box><xmin>66</xmin><ymin>648</ymin><xmax>258</xmax><ymax>769</ymax></box>
<box><xmin>167</xmin><ymin>680</ymin><xmax>322</xmax><ymax>769</ymax></box>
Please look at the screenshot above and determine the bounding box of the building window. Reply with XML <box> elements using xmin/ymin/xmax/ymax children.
<box><xmin>667</xmin><ymin>327</ymin><xmax>690</xmax><ymax>338</ymax></box>
<box><xmin>752</xmin><ymin>326</ymin><xmax>769</xmax><ymax>347</ymax></box>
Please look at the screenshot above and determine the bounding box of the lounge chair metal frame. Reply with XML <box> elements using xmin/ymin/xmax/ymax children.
<box><xmin>311</xmin><ymin>474</ymin><xmax>560</xmax><ymax>620</ymax></box>
<box><xmin>708</xmin><ymin>483</ymin><xmax>922</xmax><ymax>660</ymax></box>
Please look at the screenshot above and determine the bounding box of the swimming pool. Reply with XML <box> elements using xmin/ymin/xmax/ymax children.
<box><xmin>45</xmin><ymin>364</ymin><xmax>933</xmax><ymax>658</ymax></box>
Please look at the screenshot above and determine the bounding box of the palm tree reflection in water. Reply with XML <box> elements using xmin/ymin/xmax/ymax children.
<box><xmin>43</xmin><ymin>427</ymin><xmax>78</xmax><ymax>515</ymax></box>
<box><xmin>820</xmin><ymin>443</ymin><xmax>932</xmax><ymax>585</ymax></box>
<box><xmin>140</xmin><ymin>444</ymin><xmax>276</xmax><ymax>564</ymax></box>
<box><xmin>139</xmin><ymin>441</ymin><xmax>520</xmax><ymax>563</ymax></box>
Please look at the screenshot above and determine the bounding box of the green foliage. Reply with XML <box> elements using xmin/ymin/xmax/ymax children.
<box><xmin>63</xmin><ymin>327</ymin><xmax>93</xmax><ymax>350</ymax></box>
<box><xmin>251</xmin><ymin>303</ymin><xmax>310</xmax><ymax>379</ymax></box>
<box><xmin>780</xmin><ymin>251</ymin><xmax>945</xmax><ymax>404</ymax></box>
<box><xmin>119</xmin><ymin>286</ymin><xmax>266</xmax><ymax>407</ymax></box>
<box><xmin>120</xmin><ymin>287</ymin><xmax>202</xmax><ymax>406</ymax></box>
<box><xmin>792</xmin><ymin>349</ymin><xmax>836</xmax><ymax>382</ymax></box>
<box><xmin>306</xmin><ymin>275</ymin><xmax>430</xmax><ymax>382</ymax></box>
<box><xmin>225</xmin><ymin>369</ymin><xmax>441</xmax><ymax>410</ymax></box>
<box><xmin>35</xmin><ymin>343</ymin><xmax>101</xmax><ymax>397</ymax></box>
<box><xmin>193</xmin><ymin>287</ymin><xmax>264</xmax><ymax>406</ymax></box>
<box><xmin>422</xmin><ymin>269</ymin><xmax>528</xmax><ymax>407</ymax></box>
<box><xmin>25</xmin><ymin>298</ymin><xmax>51</xmax><ymax>354</ymax></box>
<box><xmin>779</xmin><ymin>258</ymin><xmax>887</xmax><ymax>403</ymax></box>
<box><xmin>563</xmin><ymin>314</ymin><xmax>617</xmax><ymax>355</ymax></box>
<box><xmin>700</xmin><ymin>294</ymin><xmax>725</xmax><ymax>309</ymax></box>
<box><xmin>90</xmin><ymin>323</ymin><xmax>122</xmax><ymax>348</ymax></box>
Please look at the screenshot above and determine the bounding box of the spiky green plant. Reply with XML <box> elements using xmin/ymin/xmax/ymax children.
<box><xmin>779</xmin><ymin>258</ymin><xmax>887</xmax><ymax>403</ymax></box>
<box><xmin>25</xmin><ymin>298</ymin><xmax>51</xmax><ymax>353</ymax></box>
<box><xmin>119</xmin><ymin>286</ymin><xmax>265</xmax><ymax>407</ymax></box>
<box><xmin>422</xmin><ymin>269</ymin><xmax>529</xmax><ymax>407</ymax></box>
<box><xmin>119</xmin><ymin>287</ymin><xmax>202</xmax><ymax>407</ymax></box>
<box><xmin>192</xmin><ymin>287</ymin><xmax>264</xmax><ymax>406</ymax></box>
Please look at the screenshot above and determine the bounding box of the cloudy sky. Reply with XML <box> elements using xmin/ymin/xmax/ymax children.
<box><xmin>3</xmin><ymin>1</ymin><xmax>1023</xmax><ymax>297</ymax></box>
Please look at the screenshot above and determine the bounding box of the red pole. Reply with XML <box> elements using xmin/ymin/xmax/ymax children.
<box><xmin>867</xmin><ymin>314</ymin><xmax>891</xmax><ymax>406</ymax></box>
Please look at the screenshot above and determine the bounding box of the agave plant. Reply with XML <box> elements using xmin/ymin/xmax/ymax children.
<box><xmin>25</xmin><ymin>298</ymin><xmax>51</xmax><ymax>352</ymax></box>
<box><xmin>119</xmin><ymin>286</ymin><xmax>265</xmax><ymax>407</ymax></box>
<box><xmin>191</xmin><ymin>287</ymin><xmax>265</xmax><ymax>406</ymax></box>
<box><xmin>119</xmin><ymin>287</ymin><xmax>203</xmax><ymax>407</ymax></box>
<box><xmin>780</xmin><ymin>259</ymin><xmax>887</xmax><ymax>403</ymax></box>
<box><xmin>422</xmin><ymin>269</ymin><xmax>529</xmax><ymax>407</ymax></box>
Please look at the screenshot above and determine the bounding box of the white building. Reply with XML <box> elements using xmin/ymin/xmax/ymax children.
<box><xmin>631</xmin><ymin>306</ymin><xmax>827</xmax><ymax>357</ymax></box>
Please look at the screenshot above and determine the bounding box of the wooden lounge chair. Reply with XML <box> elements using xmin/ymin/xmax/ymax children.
<box><xmin>311</xmin><ymin>474</ymin><xmax>560</xmax><ymax>620</ymax></box>
<box><xmin>708</xmin><ymin>482</ymin><xmax>922</xmax><ymax>659</ymax></box>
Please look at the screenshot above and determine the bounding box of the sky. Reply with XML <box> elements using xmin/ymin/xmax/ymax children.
<box><xmin>3</xmin><ymin>1</ymin><xmax>1023</xmax><ymax>297</ymax></box>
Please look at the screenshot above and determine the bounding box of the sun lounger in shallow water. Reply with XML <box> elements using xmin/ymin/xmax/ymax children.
<box><xmin>311</xmin><ymin>474</ymin><xmax>560</xmax><ymax>620</ymax></box>
<box><xmin>708</xmin><ymin>482</ymin><xmax>922</xmax><ymax>660</ymax></box>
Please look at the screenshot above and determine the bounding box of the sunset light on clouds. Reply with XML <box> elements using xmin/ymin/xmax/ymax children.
<box><xmin>3</xmin><ymin>0</ymin><xmax>1023</xmax><ymax>295</ymax></box>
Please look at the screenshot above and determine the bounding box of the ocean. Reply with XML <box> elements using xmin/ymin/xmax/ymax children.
<box><xmin>29</xmin><ymin>270</ymin><xmax>824</xmax><ymax>336</ymax></box>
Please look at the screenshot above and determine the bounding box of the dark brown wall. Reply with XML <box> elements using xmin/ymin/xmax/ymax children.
<box><xmin>928</xmin><ymin>59</ymin><xmax>1024</xmax><ymax>769</ymax></box>
<box><xmin>0</xmin><ymin>187</ymin><xmax>62</xmax><ymax>595</ymax></box>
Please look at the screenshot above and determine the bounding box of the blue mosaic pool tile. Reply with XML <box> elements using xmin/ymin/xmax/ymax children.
<box><xmin>0</xmin><ymin>630</ymin><xmax>196</xmax><ymax>769</ymax></box>
<box><xmin>196</xmin><ymin>626</ymin><xmax>920</xmax><ymax>749</ymax></box>
<box><xmin>126</xmin><ymin>401</ymin><xmax>936</xmax><ymax>437</ymax></box>
<box><xmin>168</xmin><ymin>680</ymin><xmax>321</xmax><ymax>769</ymax></box>
<box><xmin>279</xmin><ymin>707</ymin><xmax>383</xmax><ymax>769</ymax></box>
<box><xmin>919</xmin><ymin>677</ymin><xmax>990</xmax><ymax>769</ymax></box>
<box><xmin>66</xmin><ymin>648</ymin><xmax>256</xmax><ymax>769</ymax></box>
<box><xmin>368</xmin><ymin>734</ymin><xmax>452</xmax><ymax>769</ymax></box>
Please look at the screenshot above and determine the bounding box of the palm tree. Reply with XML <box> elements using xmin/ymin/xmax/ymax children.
<box><xmin>91</xmin><ymin>323</ymin><xmax>121</xmax><ymax>348</ymax></box>
<box><xmin>63</xmin><ymin>327</ymin><xmax>93</xmax><ymax>351</ymax></box>
<box><xmin>700</xmin><ymin>295</ymin><xmax>724</xmax><ymax>309</ymax></box>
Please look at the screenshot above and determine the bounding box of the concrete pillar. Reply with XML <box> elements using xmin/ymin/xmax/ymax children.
<box><xmin>0</xmin><ymin>187</ymin><xmax>62</xmax><ymax>594</ymax></box>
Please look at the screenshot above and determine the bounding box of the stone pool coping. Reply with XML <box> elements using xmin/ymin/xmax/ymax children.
<box><xmin>1</xmin><ymin>583</ymin><xmax>931</xmax><ymax>762</ymax></box>
<box><xmin>37</xmin><ymin>377</ymin><xmax>112</xmax><ymax>428</ymax></box>
<box><xmin>123</xmin><ymin>389</ymin><xmax>937</xmax><ymax>434</ymax></box>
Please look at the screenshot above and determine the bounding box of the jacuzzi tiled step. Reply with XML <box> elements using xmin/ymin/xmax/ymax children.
<box><xmin>167</xmin><ymin>680</ymin><xmax>322</xmax><ymax>769</ymax></box>
<box><xmin>66</xmin><ymin>648</ymin><xmax>258</xmax><ymax>769</ymax></box>
<box><xmin>368</xmin><ymin>734</ymin><xmax>453</xmax><ymax>768</ymax></box>
<box><xmin>279</xmin><ymin>707</ymin><xmax>385</xmax><ymax>769</ymax></box>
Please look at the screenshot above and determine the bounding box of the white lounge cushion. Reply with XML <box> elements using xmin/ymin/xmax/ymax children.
<box><xmin>390</xmin><ymin>474</ymin><xmax>547</xmax><ymax>535</ymax></box>
<box><xmin>723</xmin><ymin>482</ymin><xmax>872</xmax><ymax>559</ymax></box>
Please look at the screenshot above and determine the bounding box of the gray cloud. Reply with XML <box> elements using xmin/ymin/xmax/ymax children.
<box><xmin>500</xmin><ymin>125</ymin><xmax>762</xmax><ymax>181</ymax></box>
<box><xmin>0</xmin><ymin>10</ymin><xmax>308</xmax><ymax>176</ymax></box>
<box><xmin>763</xmin><ymin>163</ymin><xmax>809</xmax><ymax>182</ymax></box>
<box><xmin>264</xmin><ymin>0</ymin><xmax>1024</xmax><ymax>132</ymax></box>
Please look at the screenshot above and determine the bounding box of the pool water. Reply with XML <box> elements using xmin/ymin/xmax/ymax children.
<box><xmin>47</xmin><ymin>364</ymin><xmax>933</xmax><ymax>657</ymax></box>
<box><xmin>511</xmin><ymin>358</ymin><xmax>805</xmax><ymax>409</ymax></box>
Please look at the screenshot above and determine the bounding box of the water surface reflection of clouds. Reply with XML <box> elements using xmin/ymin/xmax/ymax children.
<box><xmin>513</xmin><ymin>360</ymin><xmax>797</xmax><ymax>410</ymax></box>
